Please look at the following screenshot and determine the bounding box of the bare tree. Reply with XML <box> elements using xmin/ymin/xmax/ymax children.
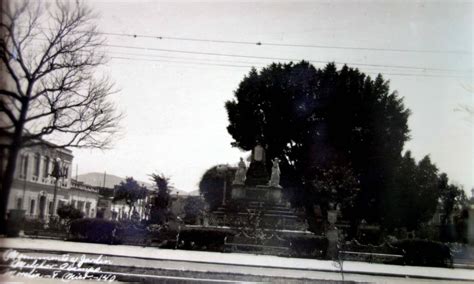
<box><xmin>0</xmin><ymin>0</ymin><xmax>123</xmax><ymax>226</ymax></box>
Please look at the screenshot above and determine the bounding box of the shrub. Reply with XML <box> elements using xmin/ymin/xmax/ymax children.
<box><xmin>57</xmin><ymin>204</ymin><xmax>84</xmax><ymax>225</ymax></box>
<box><xmin>183</xmin><ymin>196</ymin><xmax>206</xmax><ymax>224</ymax></box>
<box><xmin>356</xmin><ymin>225</ymin><xmax>383</xmax><ymax>245</ymax></box>
<box><xmin>391</xmin><ymin>239</ymin><xmax>452</xmax><ymax>267</ymax></box>
<box><xmin>115</xmin><ymin>220</ymin><xmax>149</xmax><ymax>245</ymax></box>
<box><xmin>145</xmin><ymin>223</ymin><xmax>180</xmax><ymax>248</ymax></box>
<box><xmin>178</xmin><ymin>228</ymin><xmax>233</xmax><ymax>251</ymax></box>
<box><xmin>69</xmin><ymin>218</ymin><xmax>118</xmax><ymax>244</ymax></box>
<box><xmin>47</xmin><ymin>216</ymin><xmax>67</xmax><ymax>231</ymax></box>
<box><xmin>288</xmin><ymin>235</ymin><xmax>329</xmax><ymax>258</ymax></box>
<box><xmin>24</xmin><ymin>218</ymin><xmax>45</xmax><ymax>231</ymax></box>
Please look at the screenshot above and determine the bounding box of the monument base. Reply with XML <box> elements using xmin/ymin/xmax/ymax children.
<box><xmin>231</xmin><ymin>184</ymin><xmax>282</xmax><ymax>204</ymax></box>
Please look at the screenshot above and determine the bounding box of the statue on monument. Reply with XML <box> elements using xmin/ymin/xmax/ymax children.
<box><xmin>233</xmin><ymin>157</ymin><xmax>247</xmax><ymax>185</ymax></box>
<box><xmin>268</xmin><ymin>158</ymin><xmax>281</xmax><ymax>187</ymax></box>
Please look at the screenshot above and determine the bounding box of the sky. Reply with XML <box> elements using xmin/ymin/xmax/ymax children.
<box><xmin>69</xmin><ymin>0</ymin><xmax>473</xmax><ymax>194</ymax></box>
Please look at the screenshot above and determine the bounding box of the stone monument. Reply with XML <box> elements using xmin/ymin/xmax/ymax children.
<box><xmin>209</xmin><ymin>145</ymin><xmax>309</xmax><ymax>255</ymax></box>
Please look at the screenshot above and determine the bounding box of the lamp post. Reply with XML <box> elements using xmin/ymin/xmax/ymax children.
<box><xmin>50</xmin><ymin>158</ymin><xmax>66</xmax><ymax>220</ymax></box>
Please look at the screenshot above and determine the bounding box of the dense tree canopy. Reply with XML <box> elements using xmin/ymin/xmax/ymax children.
<box><xmin>381</xmin><ymin>152</ymin><xmax>440</xmax><ymax>230</ymax></box>
<box><xmin>183</xmin><ymin>196</ymin><xmax>207</xmax><ymax>224</ymax></box>
<box><xmin>199</xmin><ymin>165</ymin><xmax>236</xmax><ymax>211</ymax></box>
<box><xmin>149</xmin><ymin>173</ymin><xmax>171</xmax><ymax>224</ymax></box>
<box><xmin>225</xmin><ymin>61</ymin><xmax>412</xmax><ymax>226</ymax></box>
<box><xmin>113</xmin><ymin>177</ymin><xmax>148</xmax><ymax>217</ymax></box>
<box><xmin>438</xmin><ymin>173</ymin><xmax>468</xmax><ymax>226</ymax></box>
<box><xmin>57</xmin><ymin>204</ymin><xmax>84</xmax><ymax>225</ymax></box>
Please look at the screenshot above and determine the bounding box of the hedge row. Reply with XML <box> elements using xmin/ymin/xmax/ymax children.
<box><xmin>287</xmin><ymin>235</ymin><xmax>329</xmax><ymax>258</ymax></box>
<box><xmin>177</xmin><ymin>228</ymin><xmax>232</xmax><ymax>251</ymax></box>
<box><xmin>391</xmin><ymin>239</ymin><xmax>453</xmax><ymax>268</ymax></box>
<box><xmin>66</xmin><ymin>219</ymin><xmax>453</xmax><ymax>268</ymax></box>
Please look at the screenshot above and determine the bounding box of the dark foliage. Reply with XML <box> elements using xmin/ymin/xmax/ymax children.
<box><xmin>22</xmin><ymin>219</ymin><xmax>45</xmax><ymax>231</ymax></box>
<box><xmin>355</xmin><ymin>226</ymin><xmax>384</xmax><ymax>245</ymax></box>
<box><xmin>183</xmin><ymin>196</ymin><xmax>206</xmax><ymax>224</ymax></box>
<box><xmin>57</xmin><ymin>204</ymin><xmax>84</xmax><ymax>225</ymax></box>
<box><xmin>115</xmin><ymin>220</ymin><xmax>149</xmax><ymax>245</ymax></box>
<box><xmin>149</xmin><ymin>173</ymin><xmax>172</xmax><ymax>225</ymax></box>
<box><xmin>199</xmin><ymin>165</ymin><xmax>236</xmax><ymax>211</ymax></box>
<box><xmin>288</xmin><ymin>235</ymin><xmax>329</xmax><ymax>258</ymax></box>
<box><xmin>382</xmin><ymin>153</ymin><xmax>440</xmax><ymax>230</ymax></box>
<box><xmin>69</xmin><ymin>218</ymin><xmax>119</xmax><ymax>244</ymax></box>
<box><xmin>438</xmin><ymin>173</ymin><xmax>468</xmax><ymax>226</ymax></box>
<box><xmin>225</xmin><ymin>62</ymin><xmax>411</xmax><ymax>229</ymax></box>
<box><xmin>147</xmin><ymin>223</ymin><xmax>180</xmax><ymax>248</ymax></box>
<box><xmin>304</xmin><ymin>161</ymin><xmax>360</xmax><ymax>231</ymax></box>
<box><xmin>392</xmin><ymin>239</ymin><xmax>453</xmax><ymax>267</ymax></box>
<box><xmin>113</xmin><ymin>177</ymin><xmax>148</xmax><ymax>217</ymax></box>
<box><xmin>178</xmin><ymin>228</ymin><xmax>234</xmax><ymax>252</ymax></box>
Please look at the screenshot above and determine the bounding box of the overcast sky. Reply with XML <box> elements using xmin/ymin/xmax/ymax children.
<box><xmin>71</xmin><ymin>0</ymin><xmax>472</xmax><ymax>194</ymax></box>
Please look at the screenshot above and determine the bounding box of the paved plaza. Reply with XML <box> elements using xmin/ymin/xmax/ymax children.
<box><xmin>1</xmin><ymin>238</ymin><xmax>473</xmax><ymax>283</ymax></box>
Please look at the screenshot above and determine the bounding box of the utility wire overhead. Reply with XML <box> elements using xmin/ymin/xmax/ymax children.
<box><xmin>102</xmin><ymin>31</ymin><xmax>471</xmax><ymax>55</ymax></box>
<box><xmin>27</xmin><ymin>34</ymin><xmax>471</xmax><ymax>73</ymax></box>
<box><xmin>106</xmin><ymin>43</ymin><xmax>470</xmax><ymax>73</ymax></box>
<box><xmin>27</xmin><ymin>37</ymin><xmax>472</xmax><ymax>77</ymax></box>
<box><xmin>108</xmin><ymin>51</ymin><xmax>270</xmax><ymax>66</ymax></box>
<box><xmin>106</xmin><ymin>50</ymin><xmax>470</xmax><ymax>75</ymax></box>
<box><xmin>110</xmin><ymin>56</ymin><xmax>255</xmax><ymax>69</ymax></box>
<box><xmin>109</xmin><ymin>56</ymin><xmax>470</xmax><ymax>79</ymax></box>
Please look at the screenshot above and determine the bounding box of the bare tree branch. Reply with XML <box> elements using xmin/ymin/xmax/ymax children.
<box><xmin>1</xmin><ymin>0</ymin><xmax>123</xmax><ymax>151</ymax></box>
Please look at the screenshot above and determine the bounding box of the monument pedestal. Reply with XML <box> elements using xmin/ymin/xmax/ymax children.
<box><xmin>207</xmin><ymin>146</ymin><xmax>309</xmax><ymax>255</ymax></box>
<box><xmin>231</xmin><ymin>184</ymin><xmax>282</xmax><ymax>204</ymax></box>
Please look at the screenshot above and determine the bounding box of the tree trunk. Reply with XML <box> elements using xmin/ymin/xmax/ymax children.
<box><xmin>0</xmin><ymin>91</ymin><xmax>29</xmax><ymax>233</ymax></box>
<box><xmin>0</xmin><ymin>142</ymin><xmax>21</xmax><ymax>233</ymax></box>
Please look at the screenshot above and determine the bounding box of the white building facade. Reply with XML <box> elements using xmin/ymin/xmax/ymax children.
<box><xmin>6</xmin><ymin>143</ymin><xmax>98</xmax><ymax>221</ymax></box>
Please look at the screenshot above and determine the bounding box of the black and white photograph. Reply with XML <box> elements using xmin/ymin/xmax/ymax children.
<box><xmin>0</xmin><ymin>0</ymin><xmax>473</xmax><ymax>283</ymax></box>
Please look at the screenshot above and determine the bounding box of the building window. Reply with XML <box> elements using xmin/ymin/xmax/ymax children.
<box><xmin>43</xmin><ymin>156</ymin><xmax>50</xmax><ymax>178</ymax></box>
<box><xmin>30</xmin><ymin>199</ymin><xmax>35</xmax><ymax>215</ymax></box>
<box><xmin>63</xmin><ymin>165</ymin><xmax>69</xmax><ymax>178</ymax></box>
<box><xmin>85</xmin><ymin>202</ymin><xmax>91</xmax><ymax>217</ymax></box>
<box><xmin>48</xmin><ymin>201</ymin><xmax>53</xmax><ymax>215</ymax></box>
<box><xmin>33</xmin><ymin>153</ymin><xmax>40</xmax><ymax>179</ymax></box>
<box><xmin>77</xmin><ymin>201</ymin><xmax>85</xmax><ymax>212</ymax></box>
<box><xmin>16</xmin><ymin>198</ymin><xmax>23</xmax><ymax>210</ymax></box>
<box><xmin>20</xmin><ymin>155</ymin><xmax>28</xmax><ymax>179</ymax></box>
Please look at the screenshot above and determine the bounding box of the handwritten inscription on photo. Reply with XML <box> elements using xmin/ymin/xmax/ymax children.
<box><xmin>2</xmin><ymin>249</ymin><xmax>116</xmax><ymax>282</ymax></box>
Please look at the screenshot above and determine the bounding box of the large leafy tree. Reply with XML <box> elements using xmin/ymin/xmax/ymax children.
<box><xmin>304</xmin><ymin>160</ymin><xmax>360</xmax><ymax>232</ymax></box>
<box><xmin>199</xmin><ymin>165</ymin><xmax>236</xmax><ymax>211</ymax></box>
<box><xmin>183</xmin><ymin>196</ymin><xmax>206</xmax><ymax>224</ymax></box>
<box><xmin>113</xmin><ymin>177</ymin><xmax>148</xmax><ymax>218</ymax></box>
<box><xmin>0</xmin><ymin>0</ymin><xmax>122</xmax><ymax>227</ymax></box>
<box><xmin>438</xmin><ymin>173</ymin><xmax>467</xmax><ymax>226</ymax></box>
<box><xmin>381</xmin><ymin>152</ymin><xmax>439</xmax><ymax>230</ymax></box>
<box><xmin>149</xmin><ymin>173</ymin><xmax>171</xmax><ymax>224</ymax></box>
<box><xmin>225</xmin><ymin>61</ymin><xmax>411</xmax><ymax>226</ymax></box>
